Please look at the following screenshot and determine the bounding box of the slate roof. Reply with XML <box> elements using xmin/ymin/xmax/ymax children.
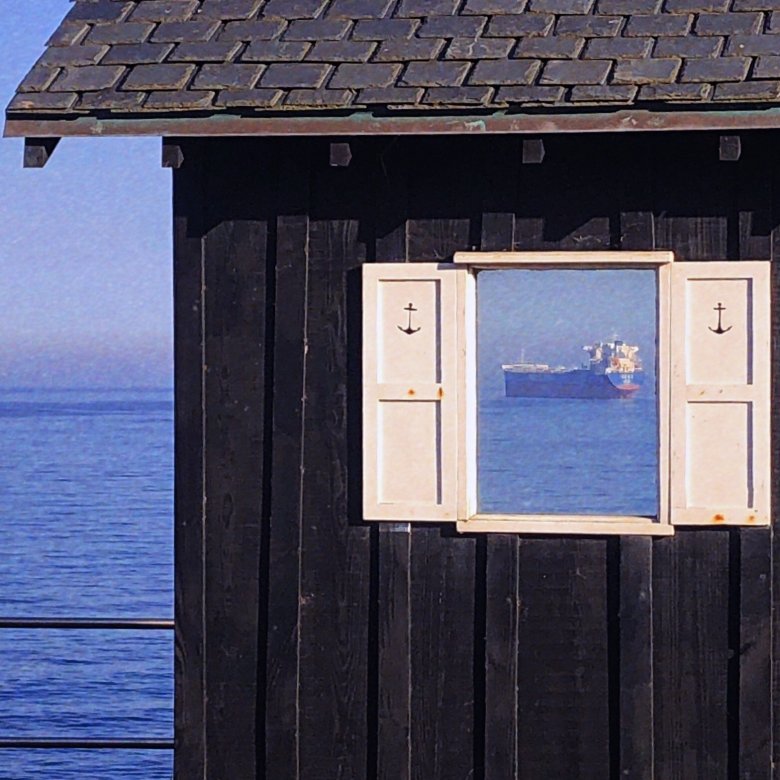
<box><xmin>8</xmin><ymin>0</ymin><xmax>780</xmax><ymax>121</ymax></box>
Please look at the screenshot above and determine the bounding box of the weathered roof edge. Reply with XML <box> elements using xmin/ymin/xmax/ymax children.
<box><xmin>8</xmin><ymin>106</ymin><xmax>780</xmax><ymax>139</ymax></box>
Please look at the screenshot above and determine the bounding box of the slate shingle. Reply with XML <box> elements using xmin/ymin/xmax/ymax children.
<box><xmin>424</xmin><ymin>85</ymin><xmax>494</xmax><ymax>103</ymax></box>
<box><xmin>130</xmin><ymin>1</ymin><xmax>199</xmax><ymax>23</ymax></box>
<box><xmin>79</xmin><ymin>89</ymin><xmax>147</xmax><ymax>109</ymax></box>
<box><xmin>48</xmin><ymin>21</ymin><xmax>90</xmax><ymax>48</ymax></box>
<box><xmin>327</xmin><ymin>0</ymin><xmax>396</xmax><ymax>18</ymax></box>
<box><xmin>169</xmin><ymin>41</ymin><xmax>244</xmax><ymax>62</ymax></box>
<box><xmin>144</xmin><ymin>89</ymin><xmax>215</xmax><ymax>109</ymax></box>
<box><xmin>51</xmin><ymin>65</ymin><xmax>126</xmax><ymax>92</ymax></box>
<box><xmin>216</xmin><ymin>88</ymin><xmax>284</xmax><ymax>106</ymax></box>
<box><xmin>11</xmin><ymin>0</ymin><xmax>780</xmax><ymax>118</ymax></box>
<box><xmin>65</xmin><ymin>1</ymin><xmax>133</xmax><ymax>23</ymax></box>
<box><xmin>470</xmin><ymin>59</ymin><xmax>541</xmax><ymax>84</ymax></box>
<box><xmin>17</xmin><ymin>66</ymin><xmax>61</xmax><ymax>93</ymax></box>
<box><xmin>285</xmin><ymin>87</ymin><xmax>355</xmax><ymax>105</ymax></box>
<box><xmin>307</xmin><ymin>40</ymin><xmax>377</xmax><ymax>61</ymax></box>
<box><xmin>122</xmin><ymin>63</ymin><xmax>196</xmax><ymax>90</ymax></box>
<box><xmin>219</xmin><ymin>20</ymin><xmax>287</xmax><ymax>41</ymax></box>
<box><xmin>193</xmin><ymin>64</ymin><xmax>265</xmax><ymax>89</ymax></box>
<box><xmin>329</xmin><ymin>62</ymin><xmax>401</xmax><ymax>87</ymax></box>
<box><xmin>570</xmin><ymin>84</ymin><xmax>637</xmax><ymax>101</ymax></box>
<box><xmin>401</xmin><ymin>60</ymin><xmax>472</xmax><ymax>86</ymax></box>
<box><xmin>102</xmin><ymin>43</ymin><xmax>176</xmax><ymax>65</ymax></box>
<box><xmin>261</xmin><ymin>62</ymin><xmax>332</xmax><ymax>87</ymax></box>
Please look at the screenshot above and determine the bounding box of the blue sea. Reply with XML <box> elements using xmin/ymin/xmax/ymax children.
<box><xmin>479</xmin><ymin>396</ymin><xmax>659</xmax><ymax>517</ymax></box>
<box><xmin>0</xmin><ymin>389</ymin><xmax>173</xmax><ymax>779</ymax></box>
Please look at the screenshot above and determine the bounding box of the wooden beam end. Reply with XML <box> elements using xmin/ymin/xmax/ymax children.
<box><xmin>23</xmin><ymin>137</ymin><xmax>60</xmax><ymax>168</ymax></box>
<box><xmin>162</xmin><ymin>141</ymin><xmax>184</xmax><ymax>169</ymax></box>
<box><xmin>330</xmin><ymin>142</ymin><xmax>352</xmax><ymax>168</ymax></box>
<box><xmin>719</xmin><ymin>134</ymin><xmax>741</xmax><ymax>162</ymax></box>
<box><xmin>522</xmin><ymin>137</ymin><xmax>545</xmax><ymax>165</ymax></box>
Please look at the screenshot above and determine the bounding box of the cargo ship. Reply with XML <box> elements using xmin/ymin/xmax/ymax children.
<box><xmin>503</xmin><ymin>340</ymin><xmax>644</xmax><ymax>399</ymax></box>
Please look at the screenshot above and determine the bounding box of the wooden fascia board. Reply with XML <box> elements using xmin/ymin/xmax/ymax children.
<box><xmin>8</xmin><ymin>106</ymin><xmax>780</xmax><ymax>138</ymax></box>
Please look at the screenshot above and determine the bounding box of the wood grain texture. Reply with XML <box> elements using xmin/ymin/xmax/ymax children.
<box><xmin>373</xmin><ymin>139</ymin><xmax>413</xmax><ymax>780</ymax></box>
<box><xmin>171</xmin><ymin>135</ymin><xmax>780</xmax><ymax>780</ymax></box>
<box><xmin>653</xmin><ymin>530</ymin><xmax>731</xmax><ymax>780</ymax></box>
<box><xmin>265</xmin><ymin>141</ymin><xmax>311</xmax><ymax>778</ymax></box>
<box><xmin>405</xmin><ymin>139</ymin><xmax>474</xmax><ymax>262</ymax></box>
<box><xmin>173</xmin><ymin>139</ymin><xmax>206</xmax><ymax>780</ymax></box>
<box><xmin>515</xmin><ymin>538</ymin><xmax>610</xmax><ymax>779</ymax></box>
<box><xmin>404</xmin><ymin>172</ymin><xmax>478</xmax><ymax>779</ymax></box>
<box><xmin>739</xmin><ymin>529</ymin><xmax>772</xmax><ymax>780</ymax></box>
<box><xmin>736</xmin><ymin>141</ymin><xmax>773</xmax><ymax>780</ymax></box>
<box><xmin>297</xmin><ymin>144</ymin><xmax>371</xmax><ymax>779</ymax></box>
<box><xmin>770</xmin><ymin>259</ymin><xmax>780</xmax><ymax>778</ymax></box>
<box><xmin>654</xmin><ymin>138</ymin><xmax>730</xmax><ymax>261</ymax></box>
<box><xmin>484</xmin><ymin>534</ymin><xmax>519</xmax><ymax>779</ymax></box>
<box><xmin>619</xmin><ymin>536</ymin><xmax>654</xmax><ymax>780</ymax></box>
<box><xmin>376</xmin><ymin>525</ymin><xmax>412</xmax><ymax>780</ymax></box>
<box><xmin>514</xmin><ymin>136</ymin><xmax>615</xmax><ymax>251</ymax></box>
<box><xmin>202</xmin><ymin>142</ymin><xmax>269</xmax><ymax>778</ymax></box>
<box><xmin>480</xmin><ymin>141</ymin><xmax>520</xmax><ymax>780</ymax></box>
<box><xmin>409</xmin><ymin>528</ymin><xmax>476</xmax><ymax>780</ymax></box>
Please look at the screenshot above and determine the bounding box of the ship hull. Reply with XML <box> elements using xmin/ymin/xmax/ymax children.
<box><xmin>504</xmin><ymin>368</ymin><xmax>640</xmax><ymax>399</ymax></box>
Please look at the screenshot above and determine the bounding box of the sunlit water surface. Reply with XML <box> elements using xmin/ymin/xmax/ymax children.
<box><xmin>0</xmin><ymin>389</ymin><xmax>173</xmax><ymax>779</ymax></box>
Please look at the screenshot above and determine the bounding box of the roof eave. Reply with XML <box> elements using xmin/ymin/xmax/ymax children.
<box><xmin>7</xmin><ymin>106</ymin><xmax>780</xmax><ymax>138</ymax></box>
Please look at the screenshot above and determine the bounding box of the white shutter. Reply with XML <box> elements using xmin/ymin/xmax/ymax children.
<box><xmin>670</xmin><ymin>262</ymin><xmax>771</xmax><ymax>526</ymax></box>
<box><xmin>363</xmin><ymin>263</ymin><xmax>467</xmax><ymax>522</ymax></box>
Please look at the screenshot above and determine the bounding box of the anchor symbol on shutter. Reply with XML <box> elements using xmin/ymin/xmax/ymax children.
<box><xmin>398</xmin><ymin>303</ymin><xmax>421</xmax><ymax>335</ymax></box>
<box><xmin>708</xmin><ymin>302</ymin><xmax>733</xmax><ymax>335</ymax></box>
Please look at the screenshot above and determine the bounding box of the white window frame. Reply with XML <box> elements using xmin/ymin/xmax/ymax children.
<box><xmin>362</xmin><ymin>251</ymin><xmax>770</xmax><ymax>536</ymax></box>
<box><xmin>454</xmin><ymin>251</ymin><xmax>673</xmax><ymax>537</ymax></box>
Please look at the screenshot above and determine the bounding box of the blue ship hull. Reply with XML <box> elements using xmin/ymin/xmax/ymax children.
<box><xmin>504</xmin><ymin>368</ymin><xmax>641</xmax><ymax>399</ymax></box>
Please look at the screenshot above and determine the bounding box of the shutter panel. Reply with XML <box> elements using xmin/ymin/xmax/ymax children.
<box><xmin>363</xmin><ymin>263</ymin><xmax>467</xmax><ymax>522</ymax></box>
<box><xmin>670</xmin><ymin>262</ymin><xmax>771</xmax><ymax>526</ymax></box>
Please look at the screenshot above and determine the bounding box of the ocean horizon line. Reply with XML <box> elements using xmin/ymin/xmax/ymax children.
<box><xmin>0</xmin><ymin>386</ymin><xmax>173</xmax><ymax>392</ymax></box>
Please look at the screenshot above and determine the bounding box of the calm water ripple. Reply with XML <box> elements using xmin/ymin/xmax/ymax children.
<box><xmin>0</xmin><ymin>389</ymin><xmax>173</xmax><ymax>779</ymax></box>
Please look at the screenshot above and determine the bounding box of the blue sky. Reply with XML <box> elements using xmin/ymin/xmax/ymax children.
<box><xmin>0</xmin><ymin>2</ymin><xmax>171</xmax><ymax>388</ymax></box>
<box><xmin>478</xmin><ymin>269</ymin><xmax>658</xmax><ymax>398</ymax></box>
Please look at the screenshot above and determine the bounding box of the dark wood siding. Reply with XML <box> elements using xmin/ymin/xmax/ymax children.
<box><xmin>174</xmin><ymin>132</ymin><xmax>779</xmax><ymax>780</ymax></box>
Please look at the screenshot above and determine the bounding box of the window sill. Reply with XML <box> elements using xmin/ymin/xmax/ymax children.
<box><xmin>457</xmin><ymin>515</ymin><xmax>674</xmax><ymax>536</ymax></box>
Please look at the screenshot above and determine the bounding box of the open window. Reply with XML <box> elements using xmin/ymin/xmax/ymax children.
<box><xmin>362</xmin><ymin>253</ymin><xmax>770</xmax><ymax>536</ymax></box>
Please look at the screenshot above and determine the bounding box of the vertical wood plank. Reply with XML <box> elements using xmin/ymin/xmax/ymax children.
<box><xmin>297</xmin><ymin>144</ymin><xmax>371</xmax><ymax>779</ymax></box>
<box><xmin>404</xmin><ymin>144</ymin><xmax>478</xmax><ymax>779</ymax></box>
<box><xmin>619</xmin><ymin>537</ymin><xmax>654</xmax><ymax>780</ymax></box>
<box><xmin>654</xmin><ymin>137</ymin><xmax>730</xmax><ymax>261</ymax></box>
<box><xmin>515</xmin><ymin>538</ymin><xmax>610</xmax><ymax>779</ymax></box>
<box><xmin>480</xmin><ymin>137</ymin><xmax>520</xmax><ymax>780</ymax></box>
<box><xmin>653</xmin><ymin>530</ymin><xmax>730</xmax><ymax>780</ymax></box>
<box><xmin>377</xmin><ymin>525</ymin><xmax>412</xmax><ymax>780</ymax></box>
<box><xmin>410</xmin><ymin>528</ymin><xmax>477</xmax><ymax>780</ymax></box>
<box><xmin>619</xmin><ymin>140</ymin><xmax>655</xmax><ymax>252</ymax></box>
<box><xmin>769</xmin><ymin>258</ymin><xmax>780</xmax><ymax>779</ymax></box>
<box><xmin>202</xmin><ymin>141</ymin><xmax>269</xmax><ymax>778</ymax></box>
<box><xmin>265</xmin><ymin>141</ymin><xmax>310</xmax><ymax>778</ymax></box>
<box><xmin>736</xmin><ymin>138</ymin><xmax>773</xmax><ymax>780</ymax></box>
<box><xmin>406</xmin><ymin>139</ymin><xmax>473</xmax><ymax>262</ymax></box>
<box><xmin>484</xmin><ymin>534</ymin><xmax>519</xmax><ymax>780</ymax></box>
<box><xmin>174</xmin><ymin>139</ymin><xmax>206</xmax><ymax>780</ymax></box>
<box><xmin>373</xmin><ymin>138</ymin><xmax>413</xmax><ymax>780</ymax></box>
<box><xmin>739</xmin><ymin>529</ymin><xmax>772</xmax><ymax>780</ymax></box>
<box><xmin>514</xmin><ymin>136</ymin><xmax>615</xmax><ymax>251</ymax></box>
<box><xmin>374</xmin><ymin>138</ymin><xmax>408</xmax><ymax>265</ymax></box>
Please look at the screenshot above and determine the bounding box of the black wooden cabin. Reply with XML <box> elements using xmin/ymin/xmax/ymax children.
<box><xmin>7</xmin><ymin>2</ymin><xmax>780</xmax><ymax>778</ymax></box>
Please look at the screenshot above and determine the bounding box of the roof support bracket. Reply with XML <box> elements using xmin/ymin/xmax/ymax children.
<box><xmin>719</xmin><ymin>134</ymin><xmax>742</xmax><ymax>162</ymax></box>
<box><xmin>23</xmin><ymin>137</ymin><xmax>60</xmax><ymax>169</ymax></box>
<box><xmin>522</xmin><ymin>137</ymin><xmax>545</xmax><ymax>164</ymax></box>
<box><xmin>330</xmin><ymin>142</ymin><xmax>352</xmax><ymax>167</ymax></box>
<box><xmin>162</xmin><ymin>140</ymin><xmax>184</xmax><ymax>169</ymax></box>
